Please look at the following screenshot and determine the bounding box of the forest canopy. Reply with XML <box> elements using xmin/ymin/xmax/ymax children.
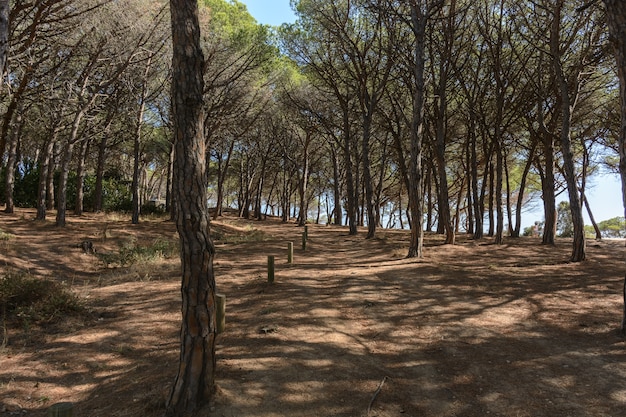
<box><xmin>0</xmin><ymin>0</ymin><xmax>622</xmax><ymax>252</ymax></box>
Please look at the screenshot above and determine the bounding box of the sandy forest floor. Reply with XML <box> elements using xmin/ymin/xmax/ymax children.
<box><xmin>1</xmin><ymin>208</ymin><xmax>625</xmax><ymax>417</ymax></box>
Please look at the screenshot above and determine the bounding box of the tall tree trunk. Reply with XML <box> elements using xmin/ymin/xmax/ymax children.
<box><xmin>37</xmin><ymin>135</ymin><xmax>57</xmax><ymax>220</ymax></box>
<box><xmin>213</xmin><ymin>140</ymin><xmax>235</xmax><ymax>220</ymax></box>
<box><xmin>494</xmin><ymin>142</ymin><xmax>504</xmax><ymax>244</ymax></box>
<box><xmin>579</xmin><ymin>138</ymin><xmax>601</xmax><ymax>240</ymax></box>
<box><xmin>56</xmin><ymin>104</ymin><xmax>88</xmax><ymax>227</ymax></box>
<box><xmin>56</xmin><ymin>141</ymin><xmax>75</xmax><ymax>227</ymax></box>
<box><xmin>46</xmin><ymin>146</ymin><xmax>56</xmax><ymax>211</ymax></box>
<box><xmin>94</xmin><ymin>134</ymin><xmax>108</xmax><ymax>212</ymax></box>
<box><xmin>512</xmin><ymin>143</ymin><xmax>536</xmax><ymax>237</ymax></box>
<box><xmin>362</xmin><ymin>115</ymin><xmax>376</xmax><ymax>238</ymax></box>
<box><xmin>434</xmin><ymin>91</ymin><xmax>454</xmax><ymax>244</ymax></box>
<box><xmin>465</xmin><ymin>134</ymin><xmax>474</xmax><ymax>235</ymax></box>
<box><xmin>298</xmin><ymin>131</ymin><xmax>311</xmax><ymax>227</ymax></box>
<box><xmin>602</xmin><ymin>0</ymin><xmax>626</xmax><ymax>333</ymax></box>
<box><xmin>167</xmin><ymin>1</ymin><xmax>216</xmax><ymax>415</ymax></box>
<box><xmin>167</xmin><ymin>137</ymin><xmax>175</xmax><ymax>220</ymax></box>
<box><xmin>331</xmin><ymin>144</ymin><xmax>342</xmax><ymax>226</ymax></box>
<box><xmin>343</xmin><ymin>110</ymin><xmax>357</xmax><ymax>235</ymax></box>
<box><xmin>74</xmin><ymin>139</ymin><xmax>90</xmax><ymax>216</ymax></box>
<box><xmin>470</xmin><ymin>125</ymin><xmax>482</xmax><ymax>238</ymax></box>
<box><xmin>3</xmin><ymin>111</ymin><xmax>21</xmax><ymax>214</ymax></box>
<box><xmin>131</xmin><ymin>55</ymin><xmax>153</xmax><ymax>225</ymax></box>
<box><xmin>406</xmin><ymin>2</ymin><xmax>428</xmax><ymax>258</ymax></box>
<box><xmin>475</xmin><ymin>139</ymin><xmax>493</xmax><ymax>239</ymax></box>
<box><xmin>426</xmin><ymin>161</ymin><xmax>434</xmax><ymax>231</ymax></box>
<box><xmin>487</xmin><ymin>161</ymin><xmax>495</xmax><ymax>236</ymax></box>
<box><xmin>541</xmin><ymin>143</ymin><xmax>557</xmax><ymax>245</ymax></box>
<box><xmin>551</xmin><ymin>1</ymin><xmax>585</xmax><ymax>261</ymax></box>
<box><xmin>505</xmin><ymin>151</ymin><xmax>514</xmax><ymax>237</ymax></box>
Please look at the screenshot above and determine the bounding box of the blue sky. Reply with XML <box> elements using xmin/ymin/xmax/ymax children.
<box><xmin>238</xmin><ymin>0</ymin><xmax>296</xmax><ymax>26</ymax></box>
<box><xmin>237</xmin><ymin>0</ymin><xmax>624</xmax><ymax>226</ymax></box>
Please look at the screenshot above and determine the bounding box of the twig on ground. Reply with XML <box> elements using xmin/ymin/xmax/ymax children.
<box><xmin>367</xmin><ymin>376</ymin><xmax>388</xmax><ymax>416</ymax></box>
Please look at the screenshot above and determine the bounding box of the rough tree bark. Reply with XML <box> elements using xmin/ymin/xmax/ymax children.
<box><xmin>550</xmin><ymin>0</ymin><xmax>586</xmax><ymax>262</ymax></box>
<box><xmin>602</xmin><ymin>0</ymin><xmax>626</xmax><ymax>333</ymax></box>
<box><xmin>166</xmin><ymin>0</ymin><xmax>217</xmax><ymax>415</ymax></box>
<box><xmin>131</xmin><ymin>55</ymin><xmax>153</xmax><ymax>224</ymax></box>
<box><xmin>406</xmin><ymin>0</ymin><xmax>431</xmax><ymax>258</ymax></box>
<box><xmin>36</xmin><ymin>135</ymin><xmax>57</xmax><ymax>220</ymax></box>
<box><xmin>3</xmin><ymin>110</ymin><xmax>21</xmax><ymax>214</ymax></box>
<box><xmin>74</xmin><ymin>139</ymin><xmax>90</xmax><ymax>216</ymax></box>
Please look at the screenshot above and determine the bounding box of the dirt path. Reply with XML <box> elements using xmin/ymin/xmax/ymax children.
<box><xmin>1</xmin><ymin>209</ymin><xmax>625</xmax><ymax>417</ymax></box>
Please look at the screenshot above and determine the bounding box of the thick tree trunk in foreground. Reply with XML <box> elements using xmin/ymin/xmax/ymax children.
<box><xmin>166</xmin><ymin>1</ymin><xmax>217</xmax><ymax>415</ymax></box>
<box><xmin>603</xmin><ymin>0</ymin><xmax>626</xmax><ymax>333</ymax></box>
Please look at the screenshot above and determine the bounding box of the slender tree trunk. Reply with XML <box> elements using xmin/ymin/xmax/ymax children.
<box><xmin>3</xmin><ymin>111</ymin><xmax>21</xmax><ymax>214</ymax></box>
<box><xmin>512</xmin><ymin>143</ymin><xmax>536</xmax><ymax>237</ymax></box>
<box><xmin>74</xmin><ymin>139</ymin><xmax>90</xmax><ymax>216</ymax></box>
<box><xmin>343</xmin><ymin>110</ymin><xmax>357</xmax><ymax>235</ymax></box>
<box><xmin>94</xmin><ymin>134</ymin><xmax>108</xmax><ymax>212</ymax></box>
<box><xmin>426</xmin><ymin>162</ymin><xmax>434</xmax><ymax>231</ymax></box>
<box><xmin>488</xmin><ymin>161</ymin><xmax>494</xmax><ymax>236</ymax></box>
<box><xmin>581</xmin><ymin>195</ymin><xmax>601</xmax><ymax>240</ymax></box>
<box><xmin>213</xmin><ymin>140</ymin><xmax>235</xmax><ymax>220</ymax></box>
<box><xmin>475</xmin><ymin>139</ymin><xmax>493</xmax><ymax>239</ymax></box>
<box><xmin>56</xmin><ymin>141</ymin><xmax>75</xmax><ymax>227</ymax></box>
<box><xmin>131</xmin><ymin>56</ymin><xmax>152</xmax><ymax>224</ymax></box>
<box><xmin>37</xmin><ymin>135</ymin><xmax>57</xmax><ymax>220</ymax></box>
<box><xmin>434</xmin><ymin>95</ymin><xmax>454</xmax><ymax>244</ymax></box>
<box><xmin>57</xmin><ymin>103</ymin><xmax>89</xmax><ymax>227</ymax></box>
<box><xmin>494</xmin><ymin>143</ymin><xmax>504</xmax><ymax>244</ymax></box>
<box><xmin>505</xmin><ymin>151</ymin><xmax>513</xmax><ymax>236</ymax></box>
<box><xmin>406</xmin><ymin>3</ymin><xmax>427</xmax><ymax>258</ymax></box>
<box><xmin>331</xmin><ymin>145</ymin><xmax>342</xmax><ymax>226</ymax></box>
<box><xmin>551</xmin><ymin>1</ymin><xmax>585</xmax><ymax>261</ymax></box>
<box><xmin>471</xmin><ymin>123</ymin><xmax>483</xmax><ymax>239</ymax></box>
<box><xmin>465</xmin><ymin>134</ymin><xmax>474</xmax><ymax>235</ymax></box>
<box><xmin>298</xmin><ymin>131</ymin><xmax>310</xmax><ymax>227</ymax></box>
<box><xmin>166</xmin><ymin>1</ymin><xmax>216</xmax><ymax>415</ymax></box>
<box><xmin>167</xmin><ymin>137</ymin><xmax>175</xmax><ymax>220</ymax></box>
<box><xmin>46</xmin><ymin>146</ymin><xmax>56</xmax><ymax>211</ymax></box>
<box><xmin>362</xmin><ymin>115</ymin><xmax>376</xmax><ymax>238</ymax></box>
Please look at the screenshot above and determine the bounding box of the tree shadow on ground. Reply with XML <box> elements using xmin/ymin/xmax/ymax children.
<box><xmin>1</xmin><ymin>212</ymin><xmax>625</xmax><ymax>417</ymax></box>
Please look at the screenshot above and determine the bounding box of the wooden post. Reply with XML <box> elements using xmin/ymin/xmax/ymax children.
<box><xmin>216</xmin><ymin>293</ymin><xmax>225</xmax><ymax>334</ymax></box>
<box><xmin>287</xmin><ymin>242</ymin><xmax>293</xmax><ymax>264</ymax></box>
<box><xmin>304</xmin><ymin>225</ymin><xmax>308</xmax><ymax>240</ymax></box>
<box><xmin>268</xmin><ymin>255</ymin><xmax>275</xmax><ymax>283</ymax></box>
<box><xmin>301</xmin><ymin>232</ymin><xmax>306</xmax><ymax>251</ymax></box>
<box><xmin>48</xmin><ymin>402</ymin><xmax>74</xmax><ymax>417</ymax></box>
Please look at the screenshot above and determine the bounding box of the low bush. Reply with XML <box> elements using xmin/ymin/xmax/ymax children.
<box><xmin>0</xmin><ymin>272</ymin><xmax>84</xmax><ymax>326</ymax></box>
<box><xmin>98</xmin><ymin>237</ymin><xmax>179</xmax><ymax>268</ymax></box>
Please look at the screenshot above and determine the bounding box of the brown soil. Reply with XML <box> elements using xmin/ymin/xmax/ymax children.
<box><xmin>1</xmin><ymin>208</ymin><xmax>625</xmax><ymax>417</ymax></box>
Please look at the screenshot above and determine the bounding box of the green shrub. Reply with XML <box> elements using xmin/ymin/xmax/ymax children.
<box><xmin>0</xmin><ymin>273</ymin><xmax>84</xmax><ymax>325</ymax></box>
<box><xmin>98</xmin><ymin>238</ymin><xmax>178</xmax><ymax>268</ymax></box>
<box><xmin>0</xmin><ymin>229</ymin><xmax>13</xmax><ymax>240</ymax></box>
<box><xmin>214</xmin><ymin>228</ymin><xmax>267</xmax><ymax>244</ymax></box>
